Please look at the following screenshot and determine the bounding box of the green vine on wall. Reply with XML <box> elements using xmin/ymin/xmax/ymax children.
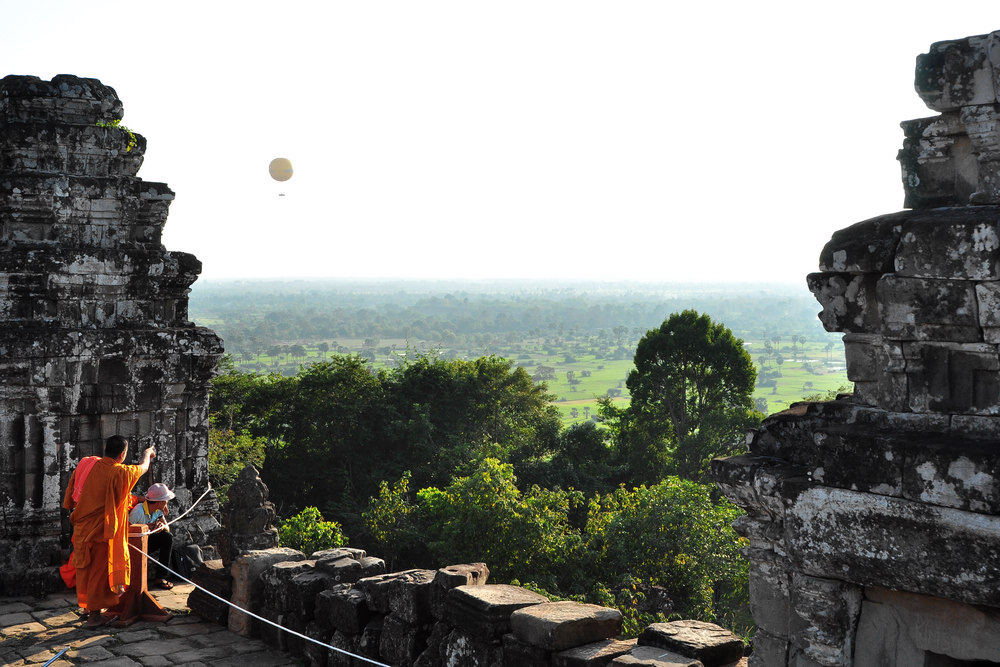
<box><xmin>96</xmin><ymin>118</ymin><xmax>137</xmax><ymax>152</ymax></box>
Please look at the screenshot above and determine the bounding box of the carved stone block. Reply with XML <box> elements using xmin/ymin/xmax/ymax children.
<box><xmin>787</xmin><ymin>486</ymin><xmax>1000</xmax><ymax>608</ymax></box>
<box><xmin>899</xmin><ymin>113</ymin><xmax>978</xmax><ymax>209</ymax></box>
<box><xmin>807</xmin><ymin>273</ymin><xmax>879</xmax><ymax>334</ymax></box>
<box><xmin>876</xmin><ymin>275</ymin><xmax>980</xmax><ymax>342</ymax></box>
<box><xmin>904</xmin><ymin>341</ymin><xmax>1000</xmax><ymax>413</ymax></box>
<box><xmin>511</xmin><ymin>601</ymin><xmax>623</xmax><ymax>652</ymax></box>
<box><xmin>895</xmin><ymin>207</ymin><xmax>1000</xmax><ymax>279</ymax></box>
<box><xmin>817</xmin><ymin>210</ymin><xmax>910</xmax><ymax>273</ymax></box>
<box><xmin>915</xmin><ymin>32</ymin><xmax>1000</xmax><ymax>112</ymax></box>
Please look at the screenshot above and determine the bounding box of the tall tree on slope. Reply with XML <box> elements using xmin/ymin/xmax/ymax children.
<box><xmin>623</xmin><ymin>309</ymin><xmax>761</xmax><ymax>481</ymax></box>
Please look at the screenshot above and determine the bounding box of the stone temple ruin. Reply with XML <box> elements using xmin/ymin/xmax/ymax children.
<box><xmin>0</xmin><ymin>74</ymin><xmax>223</xmax><ymax>594</ymax></box>
<box><xmin>715</xmin><ymin>32</ymin><xmax>1000</xmax><ymax>665</ymax></box>
<box><xmin>0</xmin><ymin>77</ymin><xmax>753</xmax><ymax>666</ymax></box>
<box><xmin>11</xmin><ymin>30</ymin><xmax>1000</xmax><ymax>666</ymax></box>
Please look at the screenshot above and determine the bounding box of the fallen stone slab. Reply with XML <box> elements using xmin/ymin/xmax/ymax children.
<box><xmin>553</xmin><ymin>637</ymin><xmax>637</xmax><ymax>666</ymax></box>
<box><xmin>317</xmin><ymin>556</ymin><xmax>363</xmax><ymax>583</ymax></box>
<box><xmin>511</xmin><ymin>600</ymin><xmax>623</xmax><ymax>651</ymax></box>
<box><xmin>638</xmin><ymin>620</ymin><xmax>743</xmax><ymax>666</ymax></box>
<box><xmin>430</xmin><ymin>563</ymin><xmax>490</xmax><ymax>619</ymax></box>
<box><xmin>311</xmin><ymin>547</ymin><xmax>367</xmax><ymax>561</ymax></box>
<box><xmin>360</xmin><ymin>556</ymin><xmax>387</xmax><ymax>577</ymax></box>
<box><xmin>611</xmin><ymin>645</ymin><xmax>704</xmax><ymax>666</ymax></box>
<box><xmin>445</xmin><ymin>583</ymin><xmax>549</xmax><ymax>641</ymax></box>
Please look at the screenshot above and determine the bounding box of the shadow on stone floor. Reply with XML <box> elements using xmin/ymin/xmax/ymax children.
<box><xmin>0</xmin><ymin>583</ymin><xmax>301</xmax><ymax>667</ymax></box>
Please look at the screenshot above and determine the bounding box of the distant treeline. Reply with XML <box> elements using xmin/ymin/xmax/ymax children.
<box><xmin>189</xmin><ymin>279</ymin><xmax>833</xmax><ymax>350</ymax></box>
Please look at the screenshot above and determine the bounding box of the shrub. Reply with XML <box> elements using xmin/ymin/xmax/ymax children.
<box><xmin>279</xmin><ymin>506</ymin><xmax>348</xmax><ymax>555</ymax></box>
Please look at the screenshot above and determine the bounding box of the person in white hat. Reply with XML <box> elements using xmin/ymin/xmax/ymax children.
<box><xmin>128</xmin><ymin>482</ymin><xmax>175</xmax><ymax>589</ymax></box>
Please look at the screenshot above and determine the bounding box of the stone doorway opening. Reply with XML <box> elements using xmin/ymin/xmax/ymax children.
<box><xmin>854</xmin><ymin>587</ymin><xmax>1000</xmax><ymax>665</ymax></box>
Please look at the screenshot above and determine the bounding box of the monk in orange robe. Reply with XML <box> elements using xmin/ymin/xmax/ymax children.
<box><xmin>63</xmin><ymin>435</ymin><xmax>155</xmax><ymax>627</ymax></box>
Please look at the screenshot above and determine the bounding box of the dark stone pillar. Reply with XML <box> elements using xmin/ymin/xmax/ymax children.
<box><xmin>0</xmin><ymin>75</ymin><xmax>223</xmax><ymax>595</ymax></box>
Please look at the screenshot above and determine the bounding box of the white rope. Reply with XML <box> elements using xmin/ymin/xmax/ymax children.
<box><xmin>136</xmin><ymin>484</ymin><xmax>214</xmax><ymax>537</ymax></box>
<box><xmin>130</xmin><ymin>543</ymin><xmax>392</xmax><ymax>667</ymax></box>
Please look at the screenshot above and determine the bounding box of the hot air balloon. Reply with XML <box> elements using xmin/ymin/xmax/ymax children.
<box><xmin>269</xmin><ymin>157</ymin><xmax>293</xmax><ymax>182</ymax></box>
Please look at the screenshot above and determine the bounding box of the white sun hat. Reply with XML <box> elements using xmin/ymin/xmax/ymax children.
<box><xmin>146</xmin><ymin>482</ymin><xmax>176</xmax><ymax>502</ymax></box>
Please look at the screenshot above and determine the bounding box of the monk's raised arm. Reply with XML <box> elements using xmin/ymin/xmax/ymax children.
<box><xmin>137</xmin><ymin>447</ymin><xmax>156</xmax><ymax>475</ymax></box>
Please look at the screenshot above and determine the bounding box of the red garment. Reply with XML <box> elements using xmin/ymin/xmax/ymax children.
<box><xmin>59</xmin><ymin>493</ymin><xmax>141</xmax><ymax>589</ymax></box>
<box><xmin>59</xmin><ymin>559</ymin><xmax>76</xmax><ymax>588</ymax></box>
<box><xmin>71</xmin><ymin>456</ymin><xmax>100</xmax><ymax>503</ymax></box>
<box><xmin>62</xmin><ymin>457</ymin><xmax>143</xmax><ymax>610</ymax></box>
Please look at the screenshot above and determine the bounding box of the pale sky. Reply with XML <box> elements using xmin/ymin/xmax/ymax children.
<box><xmin>2</xmin><ymin>2</ymin><xmax>999</xmax><ymax>283</ymax></box>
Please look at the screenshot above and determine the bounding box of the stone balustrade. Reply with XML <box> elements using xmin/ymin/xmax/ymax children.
<box><xmin>200</xmin><ymin>547</ymin><xmax>746</xmax><ymax>667</ymax></box>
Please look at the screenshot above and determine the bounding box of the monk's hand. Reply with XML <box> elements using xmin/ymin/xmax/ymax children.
<box><xmin>115</xmin><ymin>584</ymin><xmax>126</xmax><ymax>596</ymax></box>
<box><xmin>145</xmin><ymin>447</ymin><xmax>156</xmax><ymax>460</ymax></box>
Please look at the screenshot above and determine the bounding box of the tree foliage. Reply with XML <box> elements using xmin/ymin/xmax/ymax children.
<box><xmin>211</xmin><ymin>353</ymin><xmax>562</xmax><ymax>536</ymax></box>
<box><xmin>208</xmin><ymin>343</ymin><xmax>756</xmax><ymax>637</ymax></box>
<box><xmin>619</xmin><ymin>310</ymin><xmax>762</xmax><ymax>480</ymax></box>
<box><xmin>207</xmin><ymin>427</ymin><xmax>268</xmax><ymax>505</ymax></box>
<box><xmin>278</xmin><ymin>506</ymin><xmax>348</xmax><ymax>555</ymax></box>
<box><xmin>363</xmin><ymin>459</ymin><xmax>748</xmax><ymax>631</ymax></box>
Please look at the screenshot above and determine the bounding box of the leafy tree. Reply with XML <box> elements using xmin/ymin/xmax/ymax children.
<box><xmin>584</xmin><ymin>478</ymin><xmax>749</xmax><ymax>627</ymax></box>
<box><xmin>384</xmin><ymin>354</ymin><xmax>561</xmax><ymax>488</ymax></box>
<box><xmin>209</xmin><ymin>355</ymin><xmax>289</xmax><ymax>434</ymax></box>
<box><xmin>363</xmin><ymin>472</ymin><xmax>425</xmax><ymax>570</ymax></box>
<box><xmin>362</xmin><ymin>459</ymin><xmax>749</xmax><ymax>634</ymax></box>
<box><xmin>262</xmin><ymin>355</ymin><xmax>388</xmax><ymax>524</ymax></box>
<box><xmin>279</xmin><ymin>506</ymin><xmax>348</xmax><ymax>555</ymax></box>
<box><xmin>622</xmin><ymin>310</ymin><xmax>761</xmax><ymax>480</ymax></box>
<box><xmin>217</xmin><ymin>353</ymin><xmax>561</xmax><ymax>535</ymax></box>
<box><xmin>367</xmin><ymin>459</ymin><xmax>585</xmax><ymax>591</ymax></box>
<box><xmin>207</xmin><ymin>427</ymin><xmax>268</xmax><ymax>505</ymax></box>
<box><xmin>517</xmin><ymin>421</ymin><xmax>622</xmax><ymax>497</ymax></box>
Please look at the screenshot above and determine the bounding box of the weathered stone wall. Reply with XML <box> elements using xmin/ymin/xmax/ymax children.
<box><xmin>219</xmin><ymin>548</ymin><xmax>745</xmax><ymax>667</ymax></box>
<box><xmin>0</xmin><ymin>75</ymin><xmax>223</xmax><ymax>595</ymax></box>
<box><xmin>716</xmin><ymin>31</ymin><xmax>1000</xmax><ymax>666</ymax></box>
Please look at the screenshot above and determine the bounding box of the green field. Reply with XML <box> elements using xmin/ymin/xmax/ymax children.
<box><xmin>193</xmin><ymin>280</ymin><xmax>852</xmax><ymax>425</ymax></box>
<box><xmin>222</xmin><ymin>336</ymin><xmax>850</xmax><ymax>425</ymax></box>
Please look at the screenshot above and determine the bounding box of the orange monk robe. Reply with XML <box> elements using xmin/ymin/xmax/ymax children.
<box><xmin>62</xmin><ymin>457</ymin><xmax>144</xmax><ymax>611</ymax></box>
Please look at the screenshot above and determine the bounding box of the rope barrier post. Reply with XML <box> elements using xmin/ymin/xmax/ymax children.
<box><xmin>108</xmin><ymin>526</ymin><xmax>170</xmax><ymax>627</ymax></box>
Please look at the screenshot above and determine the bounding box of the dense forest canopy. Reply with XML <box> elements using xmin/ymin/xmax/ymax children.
<box><xmin>190</xmin><ymin>279</ymin><xmax>833</xmax><ymax>346</ymax></box>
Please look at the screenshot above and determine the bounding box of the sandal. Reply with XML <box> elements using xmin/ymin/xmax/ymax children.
<box><xmin>152</xmin><ymin>579</ymin><xmax>174</xmax><ymax>590</ymax></box>
<box><xmin>85</xmin><ymin>612</ymin><xmax>118</xmax><ymax>627</ymax></box>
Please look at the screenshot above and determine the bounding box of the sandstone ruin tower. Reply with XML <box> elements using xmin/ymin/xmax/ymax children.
<box><xmin>716</xmin><ymin>33</ymin><xmax>1000</xmax><ymax>665</ymax></box>
<box><xmin>0</xmin><ymin>75</ymin><xmax>223</xmax><ymax>594</ymax></box>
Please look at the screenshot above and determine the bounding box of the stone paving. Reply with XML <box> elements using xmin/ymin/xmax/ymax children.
<box><xmin>0</xmin><ymin>583</ymin><xmax>301</xmax><ymax>667</ymax></box>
